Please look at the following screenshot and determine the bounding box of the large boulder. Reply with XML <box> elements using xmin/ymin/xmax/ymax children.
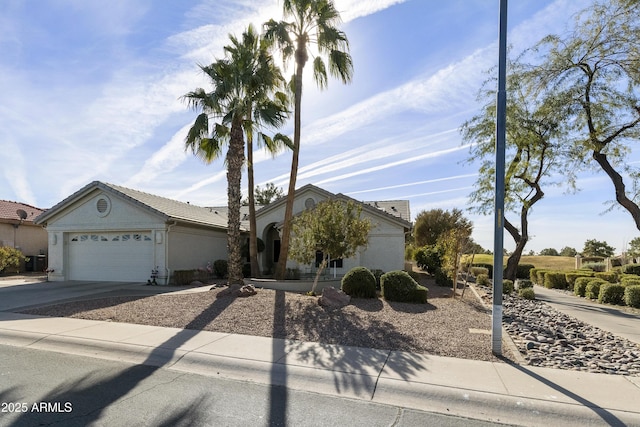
<box><xmin>318</xmin><ymin>286</ymin><xmax>350</xmax><ymax>308</ymax></box>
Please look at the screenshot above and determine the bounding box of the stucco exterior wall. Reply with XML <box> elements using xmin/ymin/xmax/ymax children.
<box><xmin>0</xmin><ymin>223</ymin><xmax>48</xmax><ymax>271</ymax></box>
<box><xmin>167</xmin><ymin>225</ymin><xmax>228</xmax><ymax>273</ymax></box>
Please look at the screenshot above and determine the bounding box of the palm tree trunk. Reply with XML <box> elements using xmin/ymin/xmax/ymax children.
<box><xmin>247</xmin><ymin>135</ymin><xmax>261</xmax><ymax>278</ymax></box>
<box><xmin>275</xmin><ymin>47</ymin><xmax>305</xmax><ymax>280</ymax></box>
<box><xmin>227</xmin><ymin>121</ymin><xmax>245</xmax><ymax>285</ymax></box>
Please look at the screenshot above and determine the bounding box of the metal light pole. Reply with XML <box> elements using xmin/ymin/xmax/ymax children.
<box><xmin>492</xmin><ymin>0</ymin><xmax>508</xmax><ymax>355</ymax></box>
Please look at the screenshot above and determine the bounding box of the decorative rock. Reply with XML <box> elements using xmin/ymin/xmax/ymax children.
<box><xmin>216</xmin><ymin>283</ymin><xmax>258</xmax><ymax>298</ymax></box>
<box><xmin>190</xmin><ymin>280</ymin><xmax>204</xmax><ymax>286</ymax></box>
<box><xmin>238</xmin><ymin>284</ymin><xmax>257</xmax><ymax>297</ymax></box>
<box><xmin>318</xmin><ymin>286</ymin><xmax>350</xmax><ymax>308</ymax></box>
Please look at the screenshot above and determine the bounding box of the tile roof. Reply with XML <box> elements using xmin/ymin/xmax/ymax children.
<box><xmin>364</xmin><ymin>200</ymin><xmax>411</xmax><ymax>222</ymax></box>
<box><xmin>0</xmin><ymin>200</ymin><xmax>45</xmax><ymax>223</ymax></box>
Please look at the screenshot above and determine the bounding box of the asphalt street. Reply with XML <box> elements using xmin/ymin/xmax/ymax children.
<box><xmin>0</xmin><ymin>344</ymin><xmax>505</xmax><ymax>427</ymax></box>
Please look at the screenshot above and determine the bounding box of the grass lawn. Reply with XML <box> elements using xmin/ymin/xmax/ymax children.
<box><xmin>462</xmin><ymin>254</ymin><xmax>576</xmax><ymax>271</ymax></box>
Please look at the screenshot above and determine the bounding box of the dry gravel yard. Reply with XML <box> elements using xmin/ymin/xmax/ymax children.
<box><xmin>20</xmin><ymin>274</ymin><xmax>516</xmax><ymax>363</ymax></box>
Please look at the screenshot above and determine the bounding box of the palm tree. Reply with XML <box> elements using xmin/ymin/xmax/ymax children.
<box><xmin>264</xmin><ymin>0</ymin><xmax>353</xmax><ymax>280</ymax></box>
<box><xmin>183</xmin><ymin>24</ymin><xmax>289</xmax><ymax>285</ymax></box>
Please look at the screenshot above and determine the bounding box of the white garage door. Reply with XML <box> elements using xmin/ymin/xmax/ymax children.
<box><xmin>68</xmin><ymin>232</ymin><xmax>154</xmax><ymax>282</ymax></box>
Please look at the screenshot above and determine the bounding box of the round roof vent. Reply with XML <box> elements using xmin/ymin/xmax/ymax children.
<box><xmin>96</xmin><ymin>196</ymin><xmax>111</xmax><ymax>217</ymax></box>
<box><xmin>304</xmin><ymin>197</ymin><xmax>316</xmax><ymax>209</ymax></box>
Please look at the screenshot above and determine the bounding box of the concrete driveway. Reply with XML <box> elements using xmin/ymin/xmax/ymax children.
<box><xmin>0</xmin><ymin>278</ymin><xmax>151</xmax><ymax>312</ymax></box>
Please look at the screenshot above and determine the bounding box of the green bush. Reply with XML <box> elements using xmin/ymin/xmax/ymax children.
<box><xmin>516</xmin><ymin>279</ymin><xmax>533</xmax><ymax>289</ymax></box>
<box><xmin>622</xmin><ymin>264</ymin><xmax>640</xmax><ymax>276</ymax></box>
<box><xmin>213</xmin><ymin>259</ymin><xmax>228</xmax><ymax>278</ymax></box>
<box><xmin>529</xmin><ymin>267</ymin><xmax>539</xmax><ymax>284</ymax></box>
<box><xmin>470</xmin><ymin>266</ymin><xmax>489</xmax><ymax>277</ymax></box>
<box><xmin>594</xmin><ymin>271</ymin><xmax>617</xmax><ymax>283</ymax></box>
<box><xmin>0</xmin><ymin>247</ymin><xmax>28</xmax><ymax>273</ymax></box>
<box><xmin>381</xmin><ymin>270</ymin><xmax>428</xmax><ymax>303</ymax></box>
<box><xmin>544</xmin><ymin>272</ymin><xmax>569</xmax><ymax>289</ymax></box>
<box><xmin>515</xmin><ymin>264</ymin><xmax>535</xmax><ymax>279</ymax></box>
<box><xmin>434</xmin><ymin>268</ymin><xmax>453</xmax><ymax>287</ymax></box>
<box><xmin>502</xmin><ymin>279</ymin><xmax>514</xmax><ymax>294</ymax></box>
<box><xmin>582</xmin><ymin>262</ymin><xmax>606</xmax><ymax>272</ymax></box>
<box><xmin>565</xmin><ymin>271</ymin><xmax>594</xmax><ymax>287</ymax></box>
<box><xmin>341</xmin><ymin>267</ymin><xmax>377</xmax><ymax>298</ymax></box>
<box><xmin>404</xmin><ymin>245</ymin><xmax>415</xmax><ymax>261</ymax></box>
<box><xmin>624</xmin><ymin>285</ymin><xmax>640</xmax><ymax>308</ymax></box>
<box><xmin>585</xmin><ymin>278</ymin><xmax>608</xmax><ymax>300</ymax></box>
<box><xmin>598</xmin><ymin>283</ymin><xmax>626</xmax><ymax>305</ymax></box>
<box><xmin>473</xmin><ymin>263</ymin><xmax>493</xmax><ymax>278</ymax></box>
<box><xmin>172</xmin><ymin>270</ymin><xmax>195</xmax><ymax>286</ymax></box>
<box><xmin>476</xmin><ymin>273</ymin><xmax>490</xmax><ymax>286</ymax></box>
<box><xmin>574</xmin><ymin>277</ymin><xmax>593</xmax><ymax>297</ymax></box>
<box><xmin>519</xmin><ymin>287</ymin><xmax>535</xmax><ymax>300</ymax></box>
<box><xmin>413</xmin><ymin>245</ymin><xmax>442</xmax><ymax>273</ymax></box>
<box><xmin>536</xmin><ymin>270</ymin><xmax>550</xmax><ymax>286</ymax></box>
<box><xmin>621</xmin><ymin>276</ymin><xmax>640</xmax><ymax>287</ymax></box>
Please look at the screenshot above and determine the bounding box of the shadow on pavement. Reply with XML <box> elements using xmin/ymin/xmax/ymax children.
<box><xmin>8</xmin><ymin>290</ymin><xmax>238</xmax><ymax>426</ymax></box>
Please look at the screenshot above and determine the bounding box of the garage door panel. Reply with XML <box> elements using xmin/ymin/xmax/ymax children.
<box><xmin>68</xmin><ymin>232</ymin><xmax>153</xmax><ymax>282</ymax></box>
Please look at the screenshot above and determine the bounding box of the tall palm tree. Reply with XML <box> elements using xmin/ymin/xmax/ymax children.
<box><xmin>264</xmin><ymin>0</ymin><xmax>353</xmax><ymax>280</ymax></box>
<box><xmin>183</xmin><ymin>24</ymin><xmax>289</xmax><ymax>285</ymax></box>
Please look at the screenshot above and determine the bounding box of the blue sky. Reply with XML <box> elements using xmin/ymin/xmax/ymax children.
<box><xmin>1</xmin><ymin>0</ymin><xmax>639</xmax><ymax>254</ymax></box>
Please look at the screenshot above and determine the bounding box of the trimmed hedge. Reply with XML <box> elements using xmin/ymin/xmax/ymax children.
<box><xmin>624</xmin><ymin>285</ymin><xmax>640</xmax><ymax>308</ymax></box>
<box><xmin>621</xmin><ymin>276</ymin><xmax>640</xmax><ymax>287</ymax></box>
<box><xmin>381</xmin><ymin>270</ymin><xmax>428</xmax><ymax>303</ymax></box>
<box><xmin>536</xmin><ymin>270</ymin><xmax>549</xmax><ymax>286</ymax></box>
<box><xmin>515</xmin><ymin>264</ymin><xmax>535</xmax><ymax>279</ymax></box>
<box><xmin>574</xmin><ymin>276</ymin><xmax>593</xmax><ymax>297</ymax></box>
<box><xmin>471</xmin><ymin>267</ymin><xmax>489</xmax><ymax>277</ymax></box>
<box><xmin>544</xmin><ymin>272</ymin><xmax>569</xmax><ymax>290</ymax></box>
<box><xmin>529</xmin><ymin>267</ymin><xmax>539</xmax><ymax>284</ymax></box>
<box><xmin>594</xmin><ymin>271</ymin><xmax>617</xmax><ymax>283</ymax></box>
<box><xmin>519</xmin><ymin>287</ymin><xmax>535</xmax><ymax>300</ymax></box>
<box><xmin>503</xmin><ymin>279</ymin><xmax>514</xmax><ymax>294</ymax></box>
<box><xmin>622</xmin><ymin>264</ymin><xmax>640</xmax><ymax>275</ymax></box>
<box><xmin>172</xmin><ymin>269</ymin><xmax>210</xmax><ymax>286</ymax></box>
<box><xmin>476</xmin><ymin>273</ymin><xmax>490</xmax><ymax>286</ymax></box>
<box><xmin>341</xmin><ymin>267</ymin><xmax>377</xmax><ymax>298</ymax></box>
<box><xmin>516</xmin><ymin>279</ymin><xmax>533</xmax><ymax>289</ymax></box>
<box><xmin>565</xmin><ymin>271</ymin><xmax>594</xmax><ymax>287</ymax></box>
<box><xmin>473</xmin><ymin>263</ymin><xmax>493</xmax><ymax>278</ymax></box>
<box><xmin>598</xmin><ymin>283</ymin><xmax>626</xmax><ymax>305</ymax></box>
<box><xmin>585</xmin><ymin>278</ymin><xmax>608</xmax><ymax>300</ymax></box>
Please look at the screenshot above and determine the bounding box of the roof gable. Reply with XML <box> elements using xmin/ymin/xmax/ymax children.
<box><xmin>35</xmin><ymin>181</ymin><xmax>232</xmax><ymax>230</ymax></box>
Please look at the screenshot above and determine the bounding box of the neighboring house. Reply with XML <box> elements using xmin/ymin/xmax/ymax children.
<box><xmin>255</xmin><ymin>184</ymin><xmax>412</xmax><ymax>276</ymax></box>
<box><xmin>35</xmin><ymin>181</ymin><xmax>234</xmax><ymax>283</ymax></box>
<box><xmin>0</xmin><ymin>200</ymin><xmax>48</xmax><ymax>272</ymax></box>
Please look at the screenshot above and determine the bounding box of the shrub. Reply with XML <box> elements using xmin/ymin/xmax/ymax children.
<box><xmin>406</xmin><ymin>269</ymin><xmax>421</xmax><ymax>282</ymax></box>
<box><xmin>404</xmin><ymin>245</ymin><xmax>415</xmax><ymax>261</ymax></box>
<box><xmin>565</xmin><ymin>271</ymin><xmax>594</xmax><ymax>287</ymax></box>
<box><xmin>502</xmin><ymin>279</ymin><xmax>514</xmax><ymax>294</ymax></box>
<box><xmin>529</xmin><ymin>267</ymin><xmax>539</xmax><ymax>284</ymax></box>
<box><xmin>413</xmin><ymin>245</ymin><xmax>442</xmax><ymax>273</ymax></box>
<box><xmin>470</xmin><ymin>267</ymin><xmax>489</xmax><ymax>277</ymax></box>
<box><xmin>515</xmin><ymin>264</ymin><xmax>535</xmax><ymax>279</ymax></box>
<box><xmin>594</xmin><ymin>271</ymin><xmax>617</xmax><ymax>283</ymax></box>
<box><xmin>434</xmin><ymin>268</ymin><xmax>453</xmax><ymax>287</ymax></box>
<box><xmin>476</xmin><ymin>273</ymin><xmax>490</xmax><ymax>286</ymax></box>
<box><xmin>516</xmin><ymin>279</ymin><xmax>533</xmax><ymax>289</ymax></box>
<box><xmin>574</xmin><ymin>276</ymin><xmax>593</xmax><ymax>297</ymax></box>
<box><xmin>473</xmin><ymin>263</ymin><xmax>493</xmax><ymax>278</ymax></box>
<box><xmin>621</xmin><ymin>276</ymin><xmax>640</xmax><ymax>287</ymax></box>
<box><xmin>172</xmin><ymin>270</ymin><xmax>195</xmax><ymax>286</ymax></box>
<box><xmin>213</xmin><ymin>259</ymin><xmax>228</xmax><ymax>278</ymax></box>
<box><xmin>598</xmin><ymin>283</ymin><xmax>626</xmax><ymax>305</ymax></box>
<box><xmin>544</xmin><ymin>272</ymin><xmax>569</xmax><ymax>289</ymax></box>
<box><xmin>0</xmin><ymin>247</ymin><xmax>28</xmax><ymax>273</ymax></box>
<box><xmin>381</xmin><ymin>270</ymin><xmax>428</xmax><ymax>303</ymax></box>
<box><xmin>622</xmin><ymin>264</ymin><xmax>640</xmax><ymax>276</ymax></box>
<box><xmin>624</xmin><ymin>285</ymin><xmax>640</xmax><ymax>308</ymax></box>
<box><xmin>519</xmin><ymin>287</ymin><xmax>535</xmax><ymax>300</ymax></box>
<box><xmin>585</xmin><ymin>278</ymin><xmax>608</xmax><ymax>300</ymax></box>
<box><xmin>341</xmin><ymin>267</ymin><xmax>377</xmax><ymax>298</ymax></box>
<box><xmin>536</xmin><ymin>270</ymin><xmax>550</xmax><ymax>286</ymax></box>
<box><xmin>582</xmin><ymin>262</ymin><xmax>606</xmax><ymax>272</ymax></box>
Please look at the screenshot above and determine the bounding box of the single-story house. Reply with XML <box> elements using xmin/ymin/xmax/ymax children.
<box><xmin>0</xmin><ymin>200</ymin><xmax>48</xmax><ymax>272</ymax></box>
<box><xmin>255</xmin><ymin>184</ymin><xmax>412</xmax><ymax>276</ymax></box>
<box><xmin>35</xmin><ymin>181</ymin><xmax>232</xmax><ymax>283</ymax></box>
<box><xmin>35</xmin><ymin>181</ymin><xmax>411</xmax><ymax>283</ymax></box>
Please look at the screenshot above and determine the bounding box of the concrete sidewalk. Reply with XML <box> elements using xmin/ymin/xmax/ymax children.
<box><xmin>0</xmin><ymin>311</ymin><xmax>639</xmax><ymax>426</ymax></box>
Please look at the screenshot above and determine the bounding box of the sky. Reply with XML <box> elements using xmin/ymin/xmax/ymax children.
<box><xmin>1</xmin><ymin>0</ymin><xmax>639</xmax><ymax>255</ymax></box>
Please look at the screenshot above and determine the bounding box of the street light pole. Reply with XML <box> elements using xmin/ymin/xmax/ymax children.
<box><xmin>492</xmin><ymin>0</ymin><xmax>508</xmax><ymax>355</ymax></box>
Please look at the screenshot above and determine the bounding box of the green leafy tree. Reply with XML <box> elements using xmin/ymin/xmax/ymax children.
<box><xmin>243</xmin><ymin>182</ymin><xmax>285</xmax><ymax>206</ymax></box>
<box><xmin>289</xmin><ymin>199</ymin><xmax>371</xmax><ymax>294</ymax></box>
<box><xmin>526</xmin><ymin>0</ymin><xmax>640</xmax><ymax>230</ymax></box>
<box><xmin>438</xmin><ymin>228</ymin><xmax>473</xmax><ymax>287</ymax></box>
<box><xmin>264</xmin><ymin>0</ymin><xmax>353</xmax><ymax>279</ymax></box>
<box><xmin>413</xmin><ymin>208</ymin><xmax>472</xmax><ymax>247</ymax></box>
<box><xmin>627</xmin><ymin>237</ymin><xmax>640</xmax><ymax>259</ymax></box>
<box><xmin>0</xmin><ymin>247</ymin><xmax>27</xmax><ymax>273</ymax></box>
<box><xmin>559</xmin><ymin>246</ymin><xmax>578</xmax><ymax>257</ymax></box>
<box><xmin>582</xmin><ymin>239</ymin><xmax>615</xmax><ymax>258</ymax></box>
<box><xmin>183</xmin><ymin>25</ymin><xmax>289</xmax><ymax>284</ymax></box>
<box><xmin>539</xmin><ymin>248</ymin><xmax>559</xmax><ymax>256</ymax></box>
<box><xmin>461</xmin><ymin>60</ymin><xmax>567</xmax><ymax>281</ymax></box>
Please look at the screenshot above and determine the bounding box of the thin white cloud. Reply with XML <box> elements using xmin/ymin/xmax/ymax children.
<box><xmin>346</xmin><ymin>173</ymin><xmax>478</xmax><ymax>195</ymax></box>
